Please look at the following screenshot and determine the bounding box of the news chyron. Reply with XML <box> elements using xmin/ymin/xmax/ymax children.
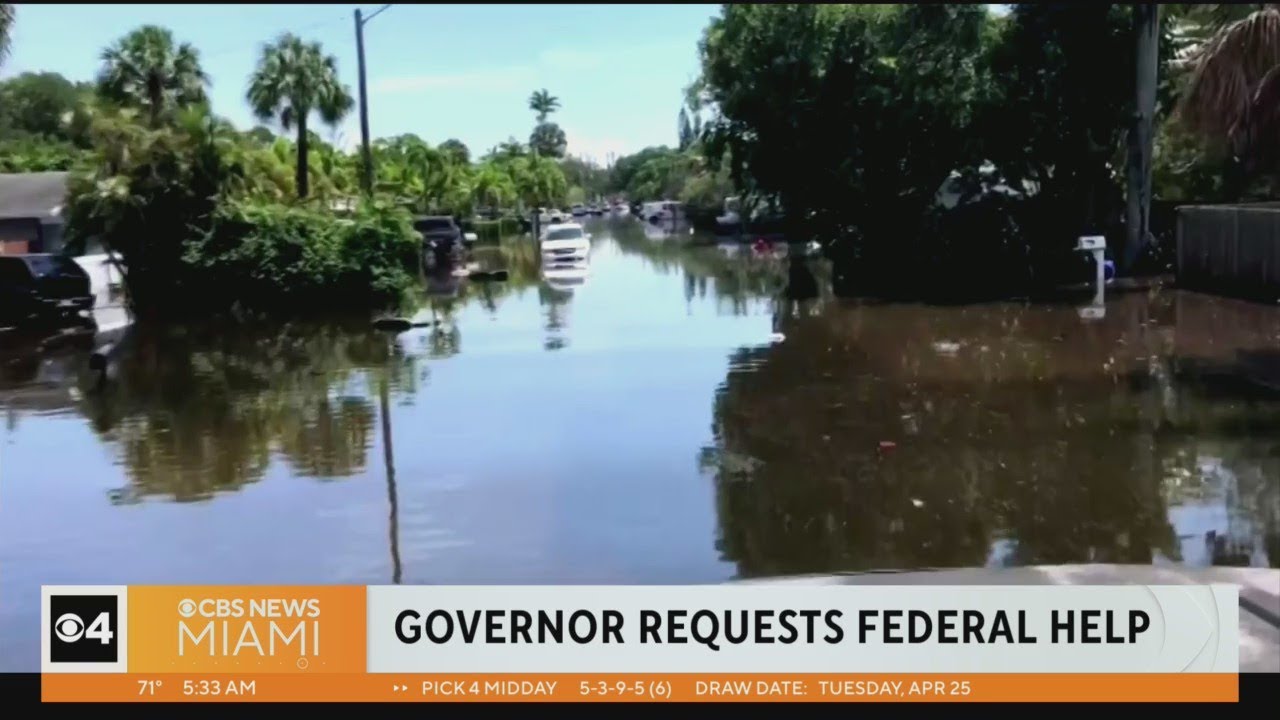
<box><xmin>39</xmin><ymin>584</ymin><xmax>1242</xmax><ymax>703</ymax></box>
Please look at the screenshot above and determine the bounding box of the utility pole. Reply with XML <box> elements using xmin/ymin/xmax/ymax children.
<box><xmin>1125</xmin><ymin>3</ymin><xmax>1159</xmax><ymax>271</ymax></box>
<box><xmin>355</xmin><ymin>4</ymin><xmax>392</xmax><ymax>196</ymax></box>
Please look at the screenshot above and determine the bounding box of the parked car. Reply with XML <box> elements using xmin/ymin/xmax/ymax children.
<box><xmin>537</xmin><ymin>208</ymin><xmax>570</xmax><ymax>225</ymax></box>
<box><xmin>414</xmin><ymin>216</ymin><xmax>472</xmax><ymax>269</ymax></box>
<box><xmin>539</xmin><ymin>222</ymin><xmax>591</xmax><ymax>268</ymax></box>
<box><xmin>0</xmin><ymin>254</ymin><xmax>95</xmax><ymax>329</ymax></box>
<box><xmin>641</xmin><ymin>200</ymin><xmax>682</xmax><ymax>225</ymax></box>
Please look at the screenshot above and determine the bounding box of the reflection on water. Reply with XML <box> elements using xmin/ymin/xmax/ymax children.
<box><xmin>706</xmin><ymin>293</ymin><xmax>1280</xmax><ymax>576</ymax></box>
<box><xmin>74</xmin><ymin>321</ymin><xmax>420</xmax><ymax>503</ymax></box>
<box><xmin>1</xmin><ymin>218</ymin><xmax>1279</xmax><ymax>666</ymax></box>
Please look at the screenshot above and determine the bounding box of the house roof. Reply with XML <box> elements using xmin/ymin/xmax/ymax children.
<box><xmin>0</xmin><ymin>172</ymin><xmax>70</xmax><ymax>222</ymax></box>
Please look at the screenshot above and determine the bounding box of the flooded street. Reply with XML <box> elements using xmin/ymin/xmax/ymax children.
<box><xmin>2</xmin><ymin>218</ymin><xmax>1279</xmax><ymax>669</ymax></box>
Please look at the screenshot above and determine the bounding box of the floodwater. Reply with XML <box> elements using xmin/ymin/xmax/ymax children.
<box><xmin>2</xmin><ymin>217</ymin><xmax>1279</xmax><ymax>668</ymax></box>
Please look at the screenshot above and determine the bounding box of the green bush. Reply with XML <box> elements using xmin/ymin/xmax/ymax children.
<box><xmin>64</xmin><ymin>108</ymin><xmax>423</xmax><ymax>319</ymax></box>
<box><xmin>338</xmin><ymin>201</ymin><xmax>423</xmax><ymax>300</ymax></box>
<box><xmin>183</xmin><ymin>199</ymin><xmax>421</xmax><ymax>313</ymax></box>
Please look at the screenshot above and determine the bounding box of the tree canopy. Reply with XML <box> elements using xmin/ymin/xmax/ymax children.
<box><xmin>0</xmin><ymin>4</ymin><xmax>14</xmax><ymax>68</ymax></box>
<box><xmin>0</xmin><ymin>71</ymin><xmax>93</xmax><ymax>144</ymax></box>
<box><xmin>247</xmin><ymin>33</ymin><xmax>354</xmax><ymax>198</ymax></box>
<box><xmin>528</xmin><ymin>89</ymin><xmax>560</xmax><ymax>122</ymax></box>
<box><xmin>438</xmin><ymin>138</ymin><xmax>470</xmax><ymax>165</ymax></box>
<box><xmin>529</xmin><ymin>121</ymin><xmax>567</xmax><ymax>159</ymax></box>
<box><xmin>97</xmin><ymin>25</ymin><xmax>208</xmax><ymax>125</ymax></box>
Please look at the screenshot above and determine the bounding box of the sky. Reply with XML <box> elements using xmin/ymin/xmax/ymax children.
<box><xmin>1</xmin><ymin>3</ymin><xmax>721</xmax><ymax>163</ymax></box>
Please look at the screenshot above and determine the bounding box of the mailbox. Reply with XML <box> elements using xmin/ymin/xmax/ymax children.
<box><xmin>1076</xmin><ymin>235</ymin><xmax>1106</xmax><ymax>252</ymax></box>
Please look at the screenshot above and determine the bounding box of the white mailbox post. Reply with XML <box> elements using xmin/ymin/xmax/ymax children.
<box><xmin>1076</xmin><ymin>235</ymin><xmax>1106</xmax><ymax>319</ymax></box>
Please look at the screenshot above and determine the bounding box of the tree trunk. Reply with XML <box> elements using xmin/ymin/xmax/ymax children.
<box><xmin>296</xmin><ymin>114</ymin><xmax>310</xmax><ymax>199</ymax></box>
<box><xmin>148</xmin><ymin>73</ymin><xmax>163</xmax><ymax>127</ymax></box>
<box><xmin>1125</xmin><ymin>3</ymin><xmax>1160</xmax><ymax>271</ymax></box>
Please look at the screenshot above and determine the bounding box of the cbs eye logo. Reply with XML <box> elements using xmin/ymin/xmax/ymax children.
<box><xmin>49</xmin><ymin>595</ymin><xmax>117</xmax><ymax>663</ymax></box>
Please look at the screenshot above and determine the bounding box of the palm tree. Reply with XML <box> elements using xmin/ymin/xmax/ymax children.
<box><xmin>247</xmin><ymin>33</ymin><xmax>354</xmax><ymax>199</ymax></box>
<box><xmin>528</xmin><ymin>88</ymin><xmax>560</xmax><ymax>122</ymax></box>
<box><xmin>97</xmin><ymin>25</ymin><xmax>208</xmax><ymax>125</ymax></box>
<box><xmin>472</xmin><ymin>162</ymin><xmax>517</xmax><ymax>209</ymax></box>
<box><xmin>400</xmin><ymin>137</ymin><xmax>452</xmax><ymax>211</ymax></box>
<box><xmin>0</xmin><ymin>4</ymin><xmax>15</xmax><ymax>67</ymax></box>
<box><xmin>494</xmin><ymin>137</ymin><xmax>526</xmax><ymax>160</ymax></box>
<box><xmin>1177</xmin><ymin>4</ymin><xmax>1280</xmax><ymax>167</ymax></box>
<box><xmin>519</xmin><ymin>155</ymin><xmax>568</xmax><ymax>207</ymax></box>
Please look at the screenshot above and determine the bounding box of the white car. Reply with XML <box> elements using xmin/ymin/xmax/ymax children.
<box><xmin>540</xmin><ymin>223</ymin><xmax>591</xmax><ymax>267</ymax></box>
<box><xmin>640</xmin><ymin>200</ymin><xmax>681</xmax><ymax>225</ymax></box>
<box><xmin>537</xmin><ymin>208</ymin><xmax>570</xmax><ymax>225</ymax></box>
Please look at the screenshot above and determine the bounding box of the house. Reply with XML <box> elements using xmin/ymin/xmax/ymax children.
<box><xmin>0</xmin><ymin>172</ymin><xmax>70</xmax><ymax>255</ymax></box>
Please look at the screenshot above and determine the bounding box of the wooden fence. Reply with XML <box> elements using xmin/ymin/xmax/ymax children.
<box><xmin>1177</xmin><ymin>203</ymin><xmax>1280</xmax><ymax>300</ymax></box>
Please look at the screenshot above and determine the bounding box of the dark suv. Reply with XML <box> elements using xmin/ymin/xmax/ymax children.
<box><xmin>414</xmin><ymin>216</ymin><xmax>471</xmax><ymax>269</ymax></box>
<box><xmin>0</xmin><ymin>254</ymin><xmax>95</xmax><ymax>328</ymax></box>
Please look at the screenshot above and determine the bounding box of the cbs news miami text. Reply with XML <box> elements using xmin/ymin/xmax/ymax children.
<box><xmin>41</xmin><ymin>584</ymin><xmax>1240</xmax><ymax>703</ymax></box>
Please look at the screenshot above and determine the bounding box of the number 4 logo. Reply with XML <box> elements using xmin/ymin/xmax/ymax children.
<box><xmin>45</xmin><ymin>588</ymin><xmax>126</xmax><ymax>670</ymax></box>
<box><xmin>85</xmin><ymin>611</ymin><xmax>114</xmax><ymax>645</ymax></box>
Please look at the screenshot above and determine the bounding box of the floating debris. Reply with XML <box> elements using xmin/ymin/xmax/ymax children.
<box><xmin>933</xmin><ymin>340</ymin><xmax>961</xmax><ymax>355</ymax></box>
<box><xmin>372</xmin><ymin>317</ymin><xmax>413</xmax><ymax>332</ymax></box>
<box><xmin>769</xmin><ymin>332</ymin><xmax>786</xmax><ymax>343</ymax></box>
<box><xmin>470</xmin><ymin>270</ymin><xmax>510</xmax><ymax>282</ymax></box>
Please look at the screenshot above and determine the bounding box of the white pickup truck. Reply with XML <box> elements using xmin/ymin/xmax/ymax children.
<box><xmin>539</xmin><ymin>222</ymin><xmax>590</xmax><ymax>268</ymax></box>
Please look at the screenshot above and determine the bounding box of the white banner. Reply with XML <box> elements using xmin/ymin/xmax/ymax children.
<box><xmin>366</xmin><ymin>585</ymin><xmax>1239</xmax><ymax>674</ymax></box>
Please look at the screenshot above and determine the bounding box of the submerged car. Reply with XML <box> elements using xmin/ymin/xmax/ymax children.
<box><xmin>539</xmin><ymin>222</ymin><xmax>591</xmax><ymax>267</ymax></box>
<box><xmin>0</xmin><ymin>254</ymin><xmax>95</xmax><ymax>329</ymax></box>
<box><xmin>415</xmin><ymin>216</ymin><xmax>472</xmax><ymax>269</ymax></box>
<box><xmin>537</xmin><ymin>208</ymin><xmax>570</xmax><ymax>225</ymax></box>
<box><xmin>641</xmin><ymin>200</ymin><xmax>682</xmax><ymax>225</ymax></box>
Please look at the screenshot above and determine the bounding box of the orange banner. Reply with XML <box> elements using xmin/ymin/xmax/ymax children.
<box><xmin>127</xmin><ymin>585</ymin><xmax>366</xmax><ymax>674</ymax></box>
<box><xmin>42</xmin><ymin>673</ymin><xmax>1238</xmax><ymax>702</ymax></box>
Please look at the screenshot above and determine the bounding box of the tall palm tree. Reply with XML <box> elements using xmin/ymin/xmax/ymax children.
<box><xmin>1177</xmin><ymin>4</ymin><xmax>1280</xmax><ymax>167</ymax></box>
<box><xmin>0</xmin><ymin>4</ymin><xmax>15</xmax><ymax>67</ymax></box>
<box><xmin>247</xmin><ymin>33</ymin><xmax>354</xmax><ymax>199</ymax></box>
<box><xmin>97</xmin><ymin>25</ymin><xmax>208</xmax><ymax>125</ymax></box>
<box><xmin>528</xmin><ymin>88</ymin><xmax>560</xmax><ymax>122</ymax></box>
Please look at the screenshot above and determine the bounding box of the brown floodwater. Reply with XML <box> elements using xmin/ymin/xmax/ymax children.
<box><xmin>1</xmin><ymin>217</ymin><xmax>1278</xmax><ymax>669</ymax></box>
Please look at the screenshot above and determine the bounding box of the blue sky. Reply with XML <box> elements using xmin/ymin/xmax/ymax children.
<box><xmin>2</xmin><ymin>3</ymin><xmax>721</xmax><ymax>163</ymax></box>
